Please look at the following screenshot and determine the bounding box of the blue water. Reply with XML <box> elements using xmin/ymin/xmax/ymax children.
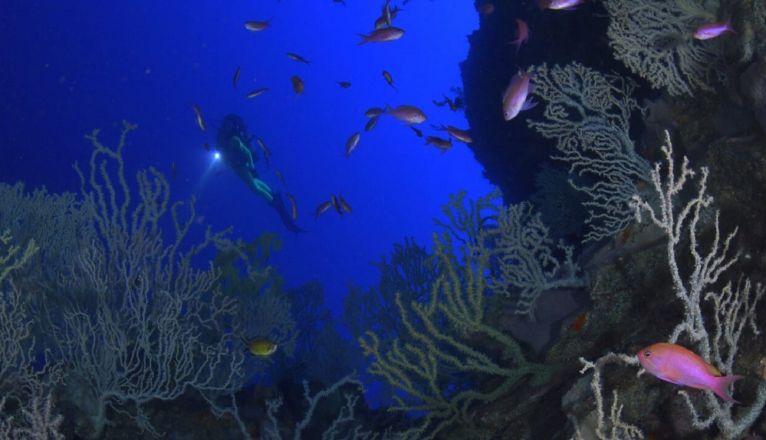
<box><xmin>1</xmin><ymin>0</ymin><xmax>492</xmax><ymax>316</ymax></box>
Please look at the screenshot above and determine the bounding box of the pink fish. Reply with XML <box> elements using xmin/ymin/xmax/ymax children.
<box><xmin>502</xmin><ymin>72</ymin><xmax>536</xmax><ymax>121</ymax></box>
<box><xmin>511</xmin><ymin>19</ymin><xmax>529</xmax><ymax>53</ymax></box>
<box><xmin>693</xmin><ymin>20</ymin><xmax>734</xmax><ymax>40</ymax></box>
<box><xmin>358</xmin><ymin>27</ymin><xmax>405</xmax><ymax>44</ymax></box>
<box><xmin>542</xmin><ymin>0</ymin><xmax>585</xmax><ymax>10</ymax></box>
<box><xmin>638</xmin><ymin>342</ymin><xmax>742</xmax><ymax>402</ymax></box>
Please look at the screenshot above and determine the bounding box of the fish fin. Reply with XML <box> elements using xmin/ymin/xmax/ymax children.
<box><xmin>511</xmin><ymin>38</ymin><xmax>524</xmax><ymax>54</ymax></box>
<box><xmin>710</xmin><ymin>375</ymin><xmax>743</xmax><ymax>403</ymax></box>
<box><xmin>521</xmin><ymin>99</ymin><xmax>538</xmax><ymax>111</ymax></box>
<box><xmin>357</xmin><ymin>33</ymin><xmax>369</xmax><ymax>45</ymax></box>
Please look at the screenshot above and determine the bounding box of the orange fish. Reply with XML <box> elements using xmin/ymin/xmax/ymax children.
<box><xmin>191</xmin><ymin>104</ymin><xmax>206</xmax><ymax>131</ymax></box>
<box><xmin>358</xmin><ymin>27</ymin><xmax>405</xmax><ymax>44</ymax></box>
<box><xmin>568</xmin><ymin>312</ymin><xmax>587</xmax><ymax>332</ymax></box>
<box><xmin>435</xmin><ymin>125</ymin><xmax>472</xmax><ymax>143</ymax></box>
<box><xmin>638</xmin><ymin>342</ymin><xmax>742</xmax><ymax>402</ymax></box>
<box><xmin>256</xmin><ymin>138</ymin><xmax>271</xmax><ymax>166</ymax></box>
<box><xmin>386</xmin><ymin>105</ymin><xmax>426</xmax><ymax>124</ymax></box>
<box><xmin>291</xmin><ymin>75</ymin><xmax>304</xmax><ymax>95</ymax></box>
<box><xmin>244</xmin><ymin>20</ymin><xmax>270</xmax><ymax>32</ymax></box>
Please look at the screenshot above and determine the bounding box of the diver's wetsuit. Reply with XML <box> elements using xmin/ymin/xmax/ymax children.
<box><xmin>216</xmin><ymin>114</ymin><xmax>304</xmax><ymax>233</ymax></box>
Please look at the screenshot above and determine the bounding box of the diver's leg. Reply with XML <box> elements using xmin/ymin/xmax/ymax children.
<box><xmin>252</xmin><ymin>178</ymin><xmax>274</xmax><ymax>202</ymax></box>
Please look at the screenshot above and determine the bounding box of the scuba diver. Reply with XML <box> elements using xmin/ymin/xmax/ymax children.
<box><xmin>216</xmin><ymin>114</ymin><xmax>304</xmax><ymax>233</ymax></box>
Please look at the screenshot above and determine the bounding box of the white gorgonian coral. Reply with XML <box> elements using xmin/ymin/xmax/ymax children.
<box><xmin>527</xmin><ymin>63</ymin><xmax>651</xmax><ymax>243</ymax></box>
<box><xmin>604</xmin><ymin>0</ymin><xmax>723</xmax><ymax>96</ymax></box>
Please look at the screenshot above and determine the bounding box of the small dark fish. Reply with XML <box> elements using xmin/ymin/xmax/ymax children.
<box><xmin>338</xmin><ymin>81</ymin><xmax>352</xmax><ymax>89</ymax></box>
<box><xmin>374</xmin><ymin>16</ymin><xmax>388</xmax><ymax>30</ymax></box>
<box><xmin>244</xmin><ymin>20</ymin><xmax>270</xmax><ymax>32</ymax></box>
<box><xmin>382</xmin><ymin>0</ymin><xmax>392</xmax><ymax>27</ymax></box>
<box><xmin>364</xmin><ymin>116</ymin><xmax>379</xmax><ymax>132</ymax></box>
<box><xmin>315</xmin><ymin>200</ymin><xmax>332</xmax><ymax>219</ymax></box>
<box><xmin>365</xmin><ymin>107</ymin><xmax>385</xmax><ymax>118</ymax></box>
<box><xmin>203</xmin><ymin>142</ymin><xmax>211</xmax><ymax>151</ymax></box>
<box><xmin>232</xmin><ymin>66</ymin><xmax>241</xmax><ymax>88</ymax></box>
<box><xmin>286</xmin><ymin>193</ymin><xmax>298</xmax><ymax>220</ymax></box>
<box><xmin>411</xmin><ymin>126</ymin><xmax>423</xmax><ymax>137</ymax></box>
<box><xmin>256</xmin><ymin>138</ymin><xmax>272</xmax><ymax>165</ymax></box>
<box><xmin>425</xmin><ymin>135</ymin><xmax>452</xmax><ymax>152</ymax></box>
<box><xmin>275</xmin><ymin>169</ymin><xmax>287</xmax><ymax>187</ymax></box>
<box><xmin>191</xmin><ymin>104</ymin><xmax>206</xmax><ymax>131</ymax></box>
<box><xmin>433</xmin><ymin>95</ymin><xmax>454</xmax><ymax>108</ymax></box>
<box><xmin>291</xmin><ymin>75</ymin><xmax>304</xmax><ymax>95</ymax></box>
<box><xmin>171</xmin><ymin>161</ymin><xmax>177</xmax><ymax>180</ymax></box>
<box><xmin>330</xmin><ymin>195</ymin><xmax>343</xmax><ymax>214</ymax></box>
<box><xmin>337</xmin><ymin>194</ymin><xmax>352</xmax><ymax>214</ymax></box>
<box><xmin>287</xmin><ymin>52</ymin><xmax>311</xmax><ymax>64</ymax></box>
<box><xmin>246</xmin><ymin>88</ymin><xmax>269</xmax><ymax>99</ymax></box>
<box><xmin>345</xmin><ymin>132</ymin><xmax>361</xmax><ymax>158</ymax></box>
<box><xmin>382</xmin><ymin>70</ymin><xmax>397</xmax><ymax>90</ymax></box>
<box><xmin>448</xmin><ymin>97</ymin><xmax>462</xmax><ymax>112</ymax></box>
<box><xmin>374</xmin><ymin>3</ymin><xmax>400</xmax><ymax>28</ymax></box>
<box><xmin>476</xmin><ymin>2</ymin><xmax>494</xmax><ymax>16</ymax></box>
<box><xmin>333</xmin><ymin>0</ymin><xmax>347</xmax><ymax>5</ymax></box>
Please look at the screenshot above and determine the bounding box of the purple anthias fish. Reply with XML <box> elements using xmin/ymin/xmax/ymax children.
<box><xmin>693</xmin><ymin>20</ymin><xmax>734</xmax><ymax>40</ymax></box>
<box><xmin>542</xmin><ymin>0</ymin><xmax>586</xmax><ymax>10</ymax></box>
<box><xmin>638</xmin><ymin>342</ymin><xmax>742</xmax><ymax>402</ymax></box>
<box><xmin>502</xmin><ymin>72</ymin><xmax>536</xmax><ymax>121</ymax></box>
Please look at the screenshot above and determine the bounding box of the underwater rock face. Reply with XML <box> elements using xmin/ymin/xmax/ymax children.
<box><xmin>739</xmin><ymin>56</ymin><xmax>766</xmax><ymax>135</ymax></box>
<box><xmin>459</xmin><ymin>1</ymin><xmax>633</xmax><ymax>200</ymax></box>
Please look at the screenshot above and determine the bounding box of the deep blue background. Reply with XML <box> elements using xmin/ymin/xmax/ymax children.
<box><xmin>1</xmin><ymin>0</ymin><xmax>493</xmax><ymax>315</ymax></box>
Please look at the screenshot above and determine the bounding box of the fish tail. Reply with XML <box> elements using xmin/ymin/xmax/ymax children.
<box><xmin>511</xmin><ymin>38</ymin><xmax>522</xmax><ymax>54</ymax></box>
<box><xmin>357</xmin><ymin>33</ymin><xmax>369</xmax><ymax>45</ymax></box>
<box><xmin>711</xmin><ymin>375</ymin><xmax>743</xmax><ymax>403</ymax></box>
